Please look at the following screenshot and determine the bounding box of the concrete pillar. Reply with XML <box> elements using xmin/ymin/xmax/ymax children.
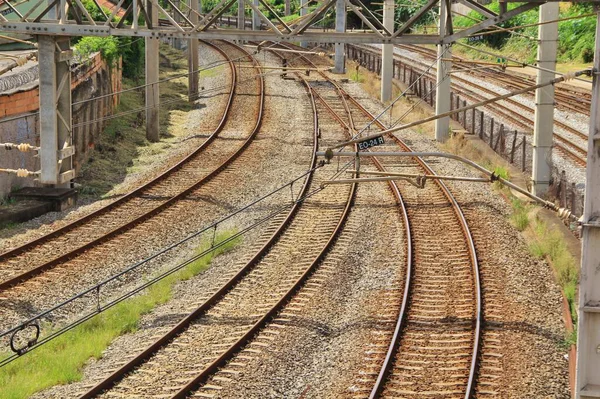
<box><xmin>576</xmin><ymin>10</ymin><xmax>600</xmax><ymax>399</ymax></box>
<box><xmin>252</xmin><ymin>0</ymin><xmax>261</xmax><ymax>30</ymax></box>
<box><xmin>300</xmin><ymin>0</ymin><xmax>308</xmax><ymax>47</ymax></box>
<box><xmin>145</xmin><ymin>0</ymin><xmax>160</xmax><ymax>142</ymax></box>
<box><xmin>38</xmin><ymin>36</ymin><xmax>73</xmax><ymax>186</ymax></box>
<box><xmin>380</xmin><ymin>0</ymin><xmax>394</xmax><ymax>102</ymax></box>
<box><xmin>333</xmin><ymin>0</ymin><xmax>346</xmax><ymax>74</ymax></box>
<box><xmin>531</xmin><ymin>2</ymin><xmax>559</xmax><ymax>196</ymax></box>
<box><xmin>188</xmin><ymin>0</ymin><xmax>199</xmax><ymax>101</ymax></box>
<box><xmin>284</xmin><ymin>0</ymin><xmax>290</xmax><ymax>16</ymax></box>
<box><xmin>237</xmin><ymin>0</ymin><xmax>245</xmax><ymax>30</ymax></box>
<box><xmin>434</xmin><ymin>0</ymin><xmax>451</xmax><ymax>143</ymax></box>
<box><xmin>172</xmin><ymin>0</ymin><xmax>183</xmax><ymax>49</ymax></box>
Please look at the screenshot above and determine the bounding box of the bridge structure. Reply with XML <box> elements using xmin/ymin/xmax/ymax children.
<box><xmin>0</xmin><ymin>0</ymin><xmax>599</xmax><ymax>397</ymax></box>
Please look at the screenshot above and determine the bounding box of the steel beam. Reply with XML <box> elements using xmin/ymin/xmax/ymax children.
<box><xmin>333</xmin><ymin>0</ymin><xmax>346</xmax><ymax>73</ymax></box>
<box><xmin>0</xmin><ymin>22</ymin><xmax>442</xmax><ymax>43</ymax></box>
<box><xmin>380</xmin><ymin>0</ymin><xmax>393</xmax><ymax>102</ymax></box>
<box><xmin>145</xmin><ymin>0</ymin><xmax>160</xmax><ymax>142</ymax></box>
<box><xmin>188</xmin><ymin>0</ymin><xmax>199</xmax><ymax>101</ymax></box>
<box><xmin>237</xmin><ymin>0</ymin><xmax>245</xmax><ymax>30</ymax></box>
<box><xmin>300</xmin><ymin>0</ymin><xmax>308</xmax><ymax>47</ymax></box>
<box><xmin>576</xmin><ymin>9</ymin><xmax>600</xmax><ymax>399</ymax></box>
<box><xmin>38</xmin><ymin>35</ymin><xmax>74</xmax><ymax>186</ymax></box>
<box><xmin>435</xmin><ymin>0</ymin><xmax>451</xmax><ymax>143</ymax></box>
<box><xmin>531</xmin><ymin>2</ymin><xmax>558</xmax><ymax>196</ymax></box>
<box><xmin>252</xmin><ymin>0</ymin><xmax>260</xmax><ymax>30</ymax></box>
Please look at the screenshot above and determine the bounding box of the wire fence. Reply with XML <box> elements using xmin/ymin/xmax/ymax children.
<box><xmin>341</xmin><ymin>43</ymin><xmax>585</xmax><ymax>222</ymax></box>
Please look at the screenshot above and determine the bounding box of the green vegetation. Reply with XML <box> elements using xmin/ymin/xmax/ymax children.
<box><xmin>527</xmin><ymin>217</ymin><xmax>579</xmax><ymax>321</ymax></box>
<box><xmin>72</xmin><ymin>0</ymin><xmax>144</xmax><ymax>78</ymax></box>
<box><xmin>76</xmin><ymin>44</ymin><xmax>193</xmax><ymax>199</ymax></box>
<box><xmin>0</xmin><ymin>230</ymin><xmax>241</xmax><ymax>399</ymax></box>
<box><xmin>509</xmin><ymin>197</ymin><xmax>530</xmax><ymax>231</ymax></box>
<box><xmin>452</xmin><ymin>1</ymin><xmax>596</xmax><ymax>64</ymax></box>
<box><xmin>441</xmin><ymin>133</ymin><xmax>579</xmax><ymax>323</ymax></box>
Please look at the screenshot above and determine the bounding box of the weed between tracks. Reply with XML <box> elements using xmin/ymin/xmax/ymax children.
<box><xmin>444</xmin><ymin>134</ymin><xmax>579</xmax><ymax>323</ymax></box>
<box><xmin>0</xmin><ymin>230</ymin><xmax>240</xmax><ymax>399</ymax></box>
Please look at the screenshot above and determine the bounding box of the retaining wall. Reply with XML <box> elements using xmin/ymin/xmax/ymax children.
<box><xmin>0</xmin><ymin>52</ymin><xmax>122</xmax><ymax>199</ymax></box>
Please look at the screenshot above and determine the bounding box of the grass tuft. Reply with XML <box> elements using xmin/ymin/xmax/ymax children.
<box><xmin>0</xmin><ymin>230</ymin><xmax>240</xmax><ymax>399</ymax></box>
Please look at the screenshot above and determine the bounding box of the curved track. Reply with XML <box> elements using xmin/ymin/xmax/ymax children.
<box><xmin>77</xmin><ymin>46</ymin><xmax>357</xmax><ymax>399</ymax></box>
<box><xmin>255</xmin><ymin>42</ymin><xmax>482</xmax><ymax>399</ymax></box>
<box><xmin>355</xmin><ymin>44</ymin><xmax>588</xmax><ymax>166</ymax></box>
<box><xmin>0</xmin><ymin>40</ymin><xmax>260</xmax><ymax>293</ymax></box>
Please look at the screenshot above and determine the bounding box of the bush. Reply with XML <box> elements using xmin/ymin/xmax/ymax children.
<box><xmin>74</xmin><ymin>36</ymin><xmax>120</xmax><ymax>67</ymax></box>
<box><xmin>453</xmin><ymin>1</ymin><xmax>596</xmax><ymax>64</ymax></box>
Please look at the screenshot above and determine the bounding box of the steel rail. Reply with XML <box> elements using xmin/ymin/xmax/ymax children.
<box><xmin>397</xmin><ymin>43</ymin><xmax>592</xmax><ymax>113</ymax></box>
<box><xmin>346</xmin><ymin>92</ymin><xmax>481</xmax><ymax>399</ymax></box>
<box><xmin>80</xmin><ymin>48</ymin><xmax>357</xmax><ymax>398</ymax></box>
<box><xmin>271</xmin><ymin>41</ymin><xmax>481</xmax><ymax>398</ymax></box>
<box><xmin>170</xmin><ymin>81</ymin><xmax>357</xmax><ymax>397</ymax></box>
<box><xmin>0</xmin><ymin>40</ymin><xmax>244</xmax><ymax>292</ymax></box>
<box><xmin>389</xmin><ymin>44</ymin><xmax>590</xmax><ymax>159</ymax></box>
<box><xmin>366</xmin><ymin>44</ymin><xmax>588</xmax><ymax>166</ymax></box>
<box><xmin>78</xmin><ymin>45</ymin><xmax>317</xmax><ymax>398</ymax></box>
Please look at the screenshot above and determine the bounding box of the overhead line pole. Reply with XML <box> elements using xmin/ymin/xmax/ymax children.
<box><xmin>145</xmin><ymin>0</ymin><xmax>160</xmax><ymax>142</ymax></box>
<box><xmin>531</xmin><ymin>1</ymin><xmax>559</xmax><ymax>196</ymax></box>
<box><xmin>435</xmin><ymin>0</ymin><xmax>451</xmax><ymax>142</ymax></box>
<box><xmin>380</xmin><ymin>0</ymin><xmax>394</xmax><ymax>102</ymax></box>
<box><xmin>333</xmin><ymin>0</ymin><xmax>346</xmax><ymax>73</ymax></box>
<box><xmin>188</xmin><ymin>0</ymin><xmax>199</xmax><ymax>101</ymax></box>
<box><xmin>575</xmin><ymin>7</ymin><xmax>600</xmax><ymax>399</ymax></box>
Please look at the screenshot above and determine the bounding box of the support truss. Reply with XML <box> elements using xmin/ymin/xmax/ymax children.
<box><xmin>1</xmin><ymin>0</ymin><xmax>588</xmax><ymax>43</ymax></box>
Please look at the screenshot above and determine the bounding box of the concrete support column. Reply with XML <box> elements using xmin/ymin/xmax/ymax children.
<box><xmin>380</xmin><ymin>0</ymin><xmax>394</xmax><ymax>102</ymax></box>
<box><xmin>237</xmin><ymin>0</ymin><xmax>245</xmax><ymax>30</ymax></box>
<box><xmin>300</xmin><ymin>0</ymin><xmax>308</xmax><ymax>47</ymax></box>
<box><xmin>576</xmin><ymin>10</ymin><xmax>600</xmax><ymax>399</ymax></box>
<box><xmin>38</xmin><ymin>35</ymin><xmax>73</xmax><ymax>186</ymax></box>
<box><xmin>531</xmin><ymin>2</ymin><xmax>559</xmax><ymax>196</ymax></box>
<box><xmin>145</xmin><ymin>0</ymin><xmax>160</xmax><ymax>142</ymax></box>
<box><xmin>434</xmin><ymin>0</ymin><xmax>451</xmax><ymax>143</ymax></box>
<box><xmin>188</xmin><ymin>0</ymin><xmax>199</xmax><ymax>101</ymax></box>
<box><xmin>172</xmin><ymin>0</ymin><xmax>183</xmax><ymax>49</ymax></box>
<box><xmin>333</xmin><ymin>0</ymin><xmax>346</xmax><ymax>74</ymax></box>
<box><xmin>252</xmin><ymin>0</ymin><xmax>260</xmax><ymax>30</ymax></box>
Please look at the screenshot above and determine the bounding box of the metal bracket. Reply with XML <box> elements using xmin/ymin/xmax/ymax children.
<box><xmin>58</xmin><ymin>169</ymin><xmax>76</xmax><ymax>184</ymax></box>
<box><xmin>58</xmin><ymin>146</ymin><xmax>75</xmax><ymax>160</ymax></box>
<box><xmin>55</xmin><ymin>49</ymin><xmax>73</xmax><ymax>62</ymax></box>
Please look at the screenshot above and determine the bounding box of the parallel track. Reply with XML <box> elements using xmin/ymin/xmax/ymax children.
<box><xmin>262</xmin><ymin>42</ymin><xmax>482</xmax><ymax>399</ymax></box>
<box><xmin>0</xmin><ymin>40</ymin><xmax>258</xmax><ymax>293</ymax></box>
<box><xmin>355</xmin><ymin>44</ymin><xmax>588</xmax><ymax>166</ymax></box>
<box><xmin>78</xmin><ymin>44</ymin><xmax>357</xmax><ymax>399</ymax></box>
<box><xmin>397</xmin><ymin>44</ymin><xmax>592</xmax><ymax>116</ymax></box>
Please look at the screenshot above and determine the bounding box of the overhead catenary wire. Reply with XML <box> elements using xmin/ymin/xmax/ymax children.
<box><xmin>0</xmin><ymin>156</ymin><xmax>358</xmax><ymax>367</ymax></box>
<box><xmin>456</xmin><ymin>42</ymin><xmax>592</xmax><ymax>84</ymax></box>
<box><xmin>468</xmin><ymin>11</ymin><xmax>596</xmax><ymax>38</ymax></box>
<box><xmin>330</xmin><ymin>68</ymin><xmax>591</xmax><ymax>150</ymax></box>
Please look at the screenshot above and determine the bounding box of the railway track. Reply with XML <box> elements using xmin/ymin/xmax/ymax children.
<box><xmin>397</xmin><ymin>44</ymin><xmax>592</xmax><ymax>116</ymax></box>
<box><xmin>202</xmin><ymin>42</ymin><xmax>480</xmax><ymax>398</ymax></box>
<box><xmin>343</xmin><ymin>90</ymin><xmax>482</xmax><ymax>399</ymax></box>
<box><xmin>0</xmin><ymin>40</ymin><xmax>265</xmax><ymax>330</ymax></box>
<box><xmin>389</xmin><ymin>44</ymin><xmax>589</xmax><ymax>167</ymax></box>
<box><xmin>0</xmin><ymin>40</ymin><xmax>239</xmax><ymax>291</ymax></box>
<box><xmin>75</xmin><ymin>48</ymin><xmax>358</xmax><ymax>398</ymax></box>
<box><xmin>353</xmin><ymin>44</ymin><xmax>587</xmax><ymax>166</ymax></box>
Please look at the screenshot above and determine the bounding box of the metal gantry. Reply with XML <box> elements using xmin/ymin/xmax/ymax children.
<box><xmin>1</xmin><ymin>0</ymin><xmax>600</xmax><ymax>395</ymax></box>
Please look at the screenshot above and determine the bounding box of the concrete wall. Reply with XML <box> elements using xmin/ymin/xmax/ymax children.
<box><xmin>0</xmin><ymin>53</ymin><xmax>122</xmax><ymax>199</ymax></box>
